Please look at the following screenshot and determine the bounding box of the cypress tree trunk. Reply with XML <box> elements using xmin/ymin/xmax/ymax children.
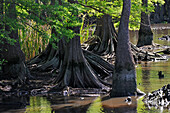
<box><xmin>27</xmin><ymin>0</ymin><xmax>114</xmax><ymax>90</ymax></box>
<box><xmin>0</xmin><ymin>0</ymin><xmax>3</xmax><ymax>73</ymax></box>
<box><xmin>87</xmin><ymin>14</ymin><xmax>117</xmax><ymax>55</ymax></box>
<box><xmin>111</xmin><ymin>0</ymin><xmax>137</xmax><ymax>97</ymax></box>
<box><xmin>54</xmin><ymin>27</ymin><xmax>106</xmax><ymax>88</ymax></box>
<box><xmin>167</xmin><ymin>0</ymin><xmax>170</xmax><ymax>23</ymax></box>
<box><xmin>0</xmin><ymin>0</ymin><xmax>30</xmax><ymax>84</ymax></box>
<box><xmin>28</xmin><ymin>27</ymin><xmax>113</xmax><ymax>89</ymax></box>
<box><xmin>137</xmin><ymin>0</ymin><xmax>153</xmax><ymax>47</ymax></box>
<box><xmin>0</xmin><ymin>0</ymin><xmax>2</xmax><ymax>28</ymax></box>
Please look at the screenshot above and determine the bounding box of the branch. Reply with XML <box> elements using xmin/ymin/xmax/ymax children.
<box><xmin>76</xmin><ymin>2</ymin><xmax>107</xmax><ymax>15</ymax></box>
<box><xmin>76</xmin><ymin>2</ymin><xmax>120</xmax><ymax>19</ymax></box>
<box><xmin>15</xmin><ymin>2</ymin><xmax>52</xmax><ymax>25</ymax></box>
<box><xmin>130</xmin><ymin>14</ymin><xmax>150</xmax><ymax>27</ymax></box>
<box><xmin>18</xmin><ymin>17</ymin><xmax>50</xmax><ymax>37</ymax></box>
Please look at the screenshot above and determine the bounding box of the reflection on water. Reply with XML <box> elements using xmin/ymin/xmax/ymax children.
<box><xmin>25</xmin><ymin>96</ymin><xmax>51</xmax><ymax>113</ymax></box>
<box><xmin>87</xmin><ymin>97</ymin><xmax>104</xmax><ymax>113</ymax></box>
<box><xmin>136</xmin><ymin>60</ymin><xmax>170</xmax><ymax>94</ymax></box>
<box><xmin>130</xmin><ymin>23</ymin><xmax>170</xmax><ymax>46</ymax></box>
<box><xmin>102</xmin><ymin>96</ymin><xmax>138</xmax><ymax>113</ymax></box>
<box><xmin>0</xmin><ymin>24</ymin><xmax>170</xmax><ymax>113</ymax></box>
<box><xmin>136</xmin><ymin>60</ymin><xmax>170</xmax><ymax>113</ymax></box>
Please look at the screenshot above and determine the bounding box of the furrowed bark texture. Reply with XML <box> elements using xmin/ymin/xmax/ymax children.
<box><xmin>87</xmin><ymin>14</ymin><xmax>117</xmax><ymax>55</ymax></box>
<box><xmin>137</xmin><ymin>0</ymin><xmax>153</xmax><ymax>47</ymax></box>
<box><xmin>27</xmin><ymin>0</ymin><xmax>114</xmax><ymax>91</ymax></box>
<box><xmin>55</xmin><ymin>27</ymin><xmax>104</xmax><ymax>88</ymax></box>
<box><xmin>0</xmin><ymin>0</ymin><xmax>30</xmax><ymax>84</ymax></box>
<box><xmin>28</xmin><ymin>29</ymin><xmax>114</xmax><ymax>90</ymax></box>
<box><xmin>111</xmin><ymin>0</ymin><xmax>137</xmax><ymax>97</ymax></box>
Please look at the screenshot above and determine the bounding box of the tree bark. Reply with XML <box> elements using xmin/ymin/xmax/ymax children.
<box><xmin>111</xmin><ymin>0</ymin><xmax>137</xmax><ymax>97</ymax></box>
<box><xmin>137</xmin><ymin>0</ymin><xmax>153</xmax><ymax>47</ymax></box>
<box><xmin>0</xmin><ymin>0</ymin><xmax>3</xmax><ymax>71</ymax></box>
<box><xmin>87</xmin><ymin>14</ymin><xmax>117</xmax><ymax>55</ymax></box>
<box><xmin>0</xmin><ymin>0</ymin><xmax>3</xmax><ymax>28</ymax></box>
<box><xmin>27</xmin><ymin>0</ymin><xmax>114</xmax><ymax>90</ymax></box>
<box><xmin>167</xmin><ymin>0</ymin><xmax>170</xmax><ymax>23</ymax></box>
<box><xmin>0</xmin><ymin>0</ymin><xmax>30</xmax><ymax>84</ymax></box>
<box><xmin>54</xmin><ymin>27</ymin><xmax>104</xmax><ymax>88</ymax></box>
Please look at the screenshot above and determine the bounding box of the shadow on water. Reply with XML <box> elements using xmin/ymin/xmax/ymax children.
<box><xmin>0</xmin><ymin>89</ymin><xmax>169</xmax><ymax>113</ymax></box>
<box><xmin>0</xmin><ymin>24</ymin><xmax>170</xmax><ymax>113</ymax></box>
<box><xmin>0</xmin><ymin>94</ymin><xmax>140</xmax><ymax>113</ymax></box>
<box><xmin>136</xmin><ymin>60</ymin><xmax>170</xmax><ymax>94</ymax></box>
<box><xmin>141</xmin><ymin>62</ymin><xmax>151</xmax><ymax>94</ymax></box>
<box><xmin>0</xmin><ymin>95</ymin><xmax>28</xmax><ymax>113</ymax></box>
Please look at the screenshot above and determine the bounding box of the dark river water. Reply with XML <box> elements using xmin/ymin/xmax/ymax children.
<box><xmin>0</xmin><ymin>24</ymin><xmax>170</xmax><ymax>113</ymax></box>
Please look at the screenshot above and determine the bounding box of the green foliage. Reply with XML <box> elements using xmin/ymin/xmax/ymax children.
<box><xmin>80</xmin><ymin>14</ymin><xmax>96</xmax><ymax>43</ymax></box>
<box><xmin>18</xmin><ymin>22</ymin><xmax>50</xmax><ymax>60</ymax></box>
<box><xmin>129</xmin><ymin>0</ymin><xmax>142</xmax><ymax>30</ymax></box>
<box><xmin>150</xmin><ymin>0</ymin><xmax>165</xmax><ymax>5</ymax></box>
<box><xmin>129</xmin><ymin>0</ymin><xmax>165</xmax><ymax>30</ymax></box>
<box><xmin>0</xmin><ymin>0</ymin><xmax>166</xmax><ymax>60</ymax></box>
<box><xmin>1</xmin><ymin>0</ymin><xmax>83</xmax><ymax>59</ymax></box>
<box><xmin>0</xmin><ymin>59</ymin><xmax>6</xmax><ymax>71</ymax></box>
<box><xmin>0</xmin><ymin>57</ymin><xmax>6</xmax><ymax>64</ymax></box>
<box><xmin>77</xmin><ymin>0</ymin><xmax>165</xmax><ymax>30</ymax></box>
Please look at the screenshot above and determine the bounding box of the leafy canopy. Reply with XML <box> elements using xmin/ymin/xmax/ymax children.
<box><xmin>0</xmin><ymin>0</ymin><xmax>165</xmax><ymax>61</ymax></box>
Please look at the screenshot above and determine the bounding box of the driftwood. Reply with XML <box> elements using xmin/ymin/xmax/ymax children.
<box><xmin>158</xmin><ymin>35</ymin><xmax>170</xmax><ymax>41</ymax></box>
<box><xmin>84</xmin><ymin>35</ymin><xmax>167</xmax><ymax>63</ymax></box>
<box><xmin>143</xmin><ymin>84</ymin><xmax>170</xmax><ymax>109</ymax></box>
<box><xmin>156</xmin><ymin>48</ymin><xmax>170</xmax><ymax>54</ymax></box>
<box><xmin>130</xmin><ymin>43</ymin><xmax>167</xmax><ymax>62</ymax></box>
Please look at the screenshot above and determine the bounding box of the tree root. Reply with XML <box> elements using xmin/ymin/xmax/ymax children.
<box><xmin>130</xmin><ymin>43</ymin><xmax>167</xmax><ymax>62</ymax></box>
<box><xmin>86</xmin><ymin>14</ymin><xmax>117</xmax><ymax>56</ymax></box>
<box><xmin>27</xmin><ymin>43</ymin><xmax>114</xmax><ymax>92</ymax></box>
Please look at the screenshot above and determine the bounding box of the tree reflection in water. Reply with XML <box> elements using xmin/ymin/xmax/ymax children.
<box><xmin>87</xmin><ymin>96</ymin><xmax>104</xmax><ymax>113</ymax></box>
<box><xmin>25</xmin><ymin>96</ymin><xmax>51</xmax><ymax>113</ymax></box>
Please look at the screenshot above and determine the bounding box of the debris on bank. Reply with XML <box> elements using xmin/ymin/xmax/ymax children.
<box><xmin>143</xmin><ymin>84</ymin><xmax>170</xmax><ymax>109</ymax></box>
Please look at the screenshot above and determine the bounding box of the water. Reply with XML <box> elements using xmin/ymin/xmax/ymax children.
<box><xmin>130</xmin><ymin>23</ymin><xmax>170</xmax><ymax>46</ymax></box>
<box><xmin>0</xmin><ymin>24</ymin><xmax>170</xmax><ymax>113</ymax></box>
